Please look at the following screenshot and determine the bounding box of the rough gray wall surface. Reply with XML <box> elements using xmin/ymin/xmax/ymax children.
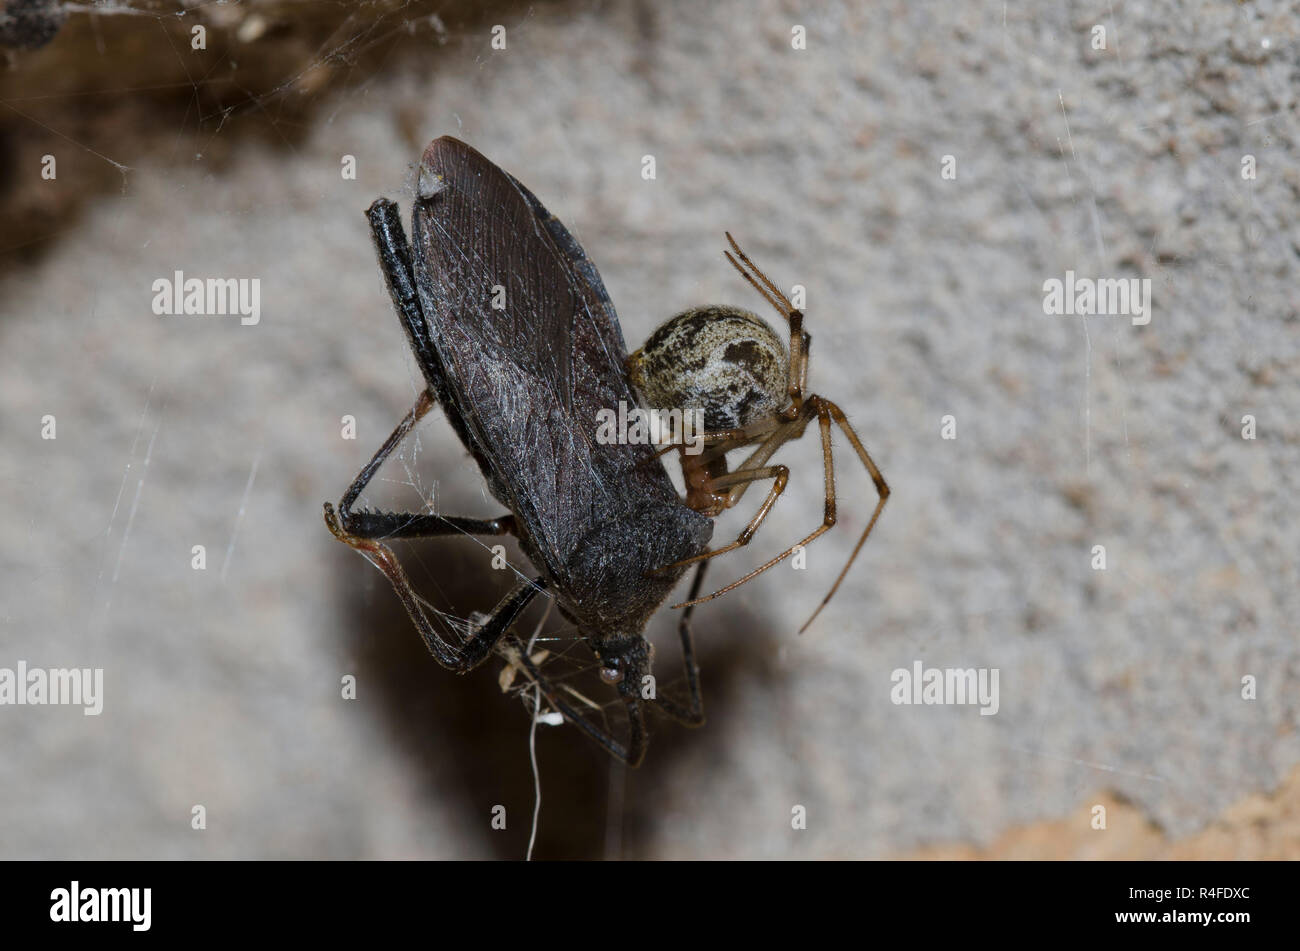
<box><xmin>1</xmin><ymin>0</ymin><xmax>1296</xmax><ymax>859</ymax></box>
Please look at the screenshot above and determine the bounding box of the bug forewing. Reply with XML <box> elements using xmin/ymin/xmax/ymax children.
<box><xmin>409</xmin><ymin>137</ymin><xmax>710</xmax><ymax>612</ymax></box>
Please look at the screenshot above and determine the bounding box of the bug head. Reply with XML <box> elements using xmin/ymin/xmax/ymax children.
<box><xmin>628</xmin><ymin>305</ymin><xmax>790</xmax><ymax>431</ymax></box>
<box><xmin>594</xmin><ymin>636</ymin><xmax>653</xmax><ymax>697</ymax></box>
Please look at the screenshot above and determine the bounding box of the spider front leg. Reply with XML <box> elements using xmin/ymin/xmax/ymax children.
<box><xmin>724</xmin><ymin>231</ymin><xmax>810</xmax><ymax>410</ymax></box>
<box><xmin>649</xmin><ymin>412</ymin><xmax>806</xmax><ymax>576</ymax></box>
<box><xmin>672</xmin><ymin>398</ymin><xmax>841</xmax><ymax>610</ymax></box>
<box><xmin>651</xmin><ymin>462</ymin><xmax>789</xmax><ymax>574</ymax></box>
<box><xmin>797</xmin><ymin>397</ymin><xmax>890</xmax><ymax>633</ymax></box>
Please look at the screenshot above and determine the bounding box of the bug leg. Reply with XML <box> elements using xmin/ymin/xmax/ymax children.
<box><xmin>367</xmin><ymin>197</ymin><xmax>488</xmax><ymax>462</ymax></box>
<box><xmin>326</xmin><ymin>389</ymin><xmax>516</xmax><ymax>540</ymax></box>
<box><xmin>367</xmin><ymin>199</ymin><xmax>443</xmax><ymax>394</ymax></box>
<box><xmin>622</xmin><ymin>699</ymin><xmax>648</xmax><ymax>766</ymax></box>
<box><xmin>513</xmin><ymin>639</ymin><xmax>649</xmax><ymax>766</ymax></box>
<box><xmin>448</xmin><ymin>577</ymin><xmax>548</xmax><ymax>671</ymax></box>
<box><xmin>328</xmin><ymin>499</ymin><xmax>546</xmax><ymax>674</ymax></box>
<box><xmin>332</xmin><ymin>199</ymin><xmax>516</xmax><ymax>541</ymax></box>
<box><xmin>654</xmin><ymin>562</ymin><xmax>708</xmax><ymax>726</ymax></box>
<box><xmin>324</xmin><ymin>391</ymin><xmax>525</xmax><ymax>671</ymax></box>
<box><xmin>339</xmin><ymin>389</ymin><xmax>435</xmax><ymax>517</ymax></box>
<box><xmin>323</xmin><ymin>381</ymin><xmax>535</xmax><ymax>671</ymax></box>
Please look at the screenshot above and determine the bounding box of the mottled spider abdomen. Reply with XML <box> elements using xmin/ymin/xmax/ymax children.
<box><xmin>628</xmin><ymin>305</ymin><xmax>789</xmax><ymax>430</ymax></box>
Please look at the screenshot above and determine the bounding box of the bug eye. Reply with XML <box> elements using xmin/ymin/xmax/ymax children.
<box><xmin>599</xmin><ymin>666</ymin><xmax>624</xmax><ymax>685</ymax></box>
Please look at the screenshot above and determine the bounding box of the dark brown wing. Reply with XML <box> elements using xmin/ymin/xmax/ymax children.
<box><xmin>410</xmin><ymin>137</ymin><xmax>683</xmax><ymax>584</ymax></box>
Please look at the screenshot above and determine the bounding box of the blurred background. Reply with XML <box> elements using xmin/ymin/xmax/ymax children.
<box><xmin>1</xmin><ymin>0</ymin><xmax>1297</xmax><ymax>859</ymax></box>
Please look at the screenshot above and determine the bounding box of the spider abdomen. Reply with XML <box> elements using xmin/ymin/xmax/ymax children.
<box><xmin>629</xmin><ymin>305</ymin><xmax>789</xmax><ymax>431</ymax></box>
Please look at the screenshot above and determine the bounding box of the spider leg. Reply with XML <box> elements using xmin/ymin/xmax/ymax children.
<box><xmin>648</xmin><ymin>429</ymin><xmax>742</xmax><ymax>462</ymax></box>
<box><xmin>724</xmin><ymin>231</ymin><xmax>796</xmax><ymax>316</ymax></box>
<box><xmin>646</xmin><ymin>417</ymin><xmax>778</xmax><ymax>462</ymax></box>
<box><xmin>653</xmin><ymin>464</ymin><xmax>788</xmax><ymax>573</ymax></box>
<box><xmin>796</xmin><ymin>397</ymin><xmax>889</xmax><ymax>634</ymax></box>
<box><xmin>647</xmin><ymin>415</ymin><xmax>799</xmax><ymax>575</ymax></box>
<box><xmin>693</xmin><ymin>415</ymin><xmax>785</xmax><ymax>468</ymax></box>
<box><xmin>673</xmin><ymin>399</ymin><xmax>839</xmax><ymax>609</ymax></box>
<box><xmin>715</xmin><ymin>413</ymin><xmax>801</xmax><ymax>506</ymax></box>
<box><xmin>724</xmin><ymin>232</ymin><xmax>808</xmax><ymax>409</ymax></box>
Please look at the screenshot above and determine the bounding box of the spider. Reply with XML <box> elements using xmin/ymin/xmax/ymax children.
<box><xmin>627</xmin><ymin>233</ymin><xmax>890</xmax><ymax>633</ymax></box>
